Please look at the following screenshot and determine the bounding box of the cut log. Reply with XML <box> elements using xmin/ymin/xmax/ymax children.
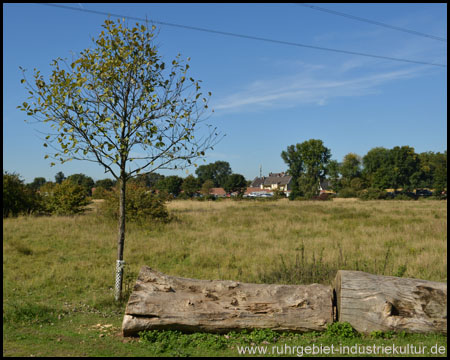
<box><xmin>334</xmin><ymin>270</ymin><xmax>447</xmax><ymax>334</ymax></box>
<box><xmin>122</xmin><ymin>266</ymin><xmax>333</xmax><ymax>336</ymax></box>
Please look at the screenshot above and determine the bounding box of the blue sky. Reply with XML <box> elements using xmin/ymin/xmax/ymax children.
<box><xmin>3</xmin><ymin>3</ymin><xmax>447</xmax><ymax>183</ymax></box>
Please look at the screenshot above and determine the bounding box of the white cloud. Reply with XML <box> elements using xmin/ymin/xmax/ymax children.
<box><xmin>212</xmin><ymin>62</ymin><xmax>431</xmax><ymax>113</ymax></box>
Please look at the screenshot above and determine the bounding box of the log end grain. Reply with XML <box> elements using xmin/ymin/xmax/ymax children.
<box><xmin>334</xmin><ymin>270</ymin><xmax>447</xmax><ymax>335</ymax></box>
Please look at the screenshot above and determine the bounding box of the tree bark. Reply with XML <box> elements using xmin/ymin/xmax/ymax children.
<box><xmin>122</xmin><ymin>266</ymin><xmax>333</xmax><ymax>336</ymax></box>
<box><xmin>334</xmin><ymin>270</ymin><xmax>447</xmax><ymax>334</ymax></box>
<box><xmin>115</xmin><ymin>174</ymin><xmax>126</xmax><ymax>301</ymax></box>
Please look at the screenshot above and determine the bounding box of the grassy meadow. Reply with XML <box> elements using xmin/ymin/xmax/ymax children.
<box><xmin>3</xmin><ymin>198</ymin><xmax>447</xmax><ymax>356</ymax></box>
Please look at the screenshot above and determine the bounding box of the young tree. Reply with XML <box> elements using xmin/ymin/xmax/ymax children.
<box><xmin>18</xmin><ymin>18</ymin><xmax>220</xmax><ymax>301</ymax></box>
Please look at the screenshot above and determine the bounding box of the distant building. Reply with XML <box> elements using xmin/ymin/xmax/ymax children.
<box><xmin>250</xmin><ymin>172</ymin><xmax>293</xmax><ymax>192</ymax></box>
<box><xmin>319</xmin><ymin>180</ymin><xmax>335</xmax><ymax>194</ymax></box>
<box><xmin>209</xmin><ymin>187</ymin><xmax>227</xmax><ymax>197</ymax></box>
<box><xmin>244</xmin><ymin>187</ymin><xmax>274</xmax><ymax>198</ymax></box>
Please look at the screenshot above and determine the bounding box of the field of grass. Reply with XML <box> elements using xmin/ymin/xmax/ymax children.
<box><xmin>3</xmin><ymin>198</ymin><xmax>447</xmax><ymax>356</ymax></box>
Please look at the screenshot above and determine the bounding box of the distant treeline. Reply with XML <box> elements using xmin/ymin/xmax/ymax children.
<box><xmin>2</xmin><ymin>161</ymin><xmax>246</xmax><ymax>217</ymax></box>
<box><xmin>3</xmin><ymin>142</ymin><xmax>447</xmax><ymax>217</ymax></box>
<box><xmin>282</xmin><ymin>139</ymin><xmax>446</xmax><ymax>200</ymax></box>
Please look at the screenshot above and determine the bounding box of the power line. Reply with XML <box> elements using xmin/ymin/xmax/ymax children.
<box><xmin>37</xmin><ymin>3</ymin><xmax>446</xmax><ymax>68</ymax></box>
<box><xmin>296</xmin><ymin>3</ymin><xmax>447</xmax><ymax>42</ymax></box>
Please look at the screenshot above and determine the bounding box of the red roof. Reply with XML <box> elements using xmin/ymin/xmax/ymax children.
<box><xmin>210</xmin><ymin>187</ymin><xmax>226</xmax><ymax>196</ymax></box>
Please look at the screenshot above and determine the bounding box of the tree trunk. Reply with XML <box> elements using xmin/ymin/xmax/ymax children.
<box><xmin>334</xmin><ymin>270</ymin><xmax>447</xmax><ymax>334</ymax></box>
<box><xmin>114</xmin><ymin>174</ymin><xmax>126</xmax><ymax>301</ymax></box>
<box><xmin>122</xmin><ymin>266</ymin><xmax>333</xmax><ymax>336</ymax></box>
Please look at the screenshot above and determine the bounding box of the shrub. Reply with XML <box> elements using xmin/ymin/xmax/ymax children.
<box><xmin>311</xmin><ymin>192</ymin><xmax>332</xmax><ymax>201</ymax></box>
<box><xmin>66</xmin><ymin>173</ymin><xmax>95</xmax><ymax>196</ymax></box>
<box><xmin>272</xmin><ymin>189</ymin><xmax>286</xmax><ymax>199</ymax></box>
<box><xmin>349</xmin><ymin>177</ymin><xmax>364</xmax><ymax>191</ymax></box>
<box><xmin>100</xmin><ymin>183</ymin><xmax>170</xmax><ymax>224</ymax></box>
<box><xmin>288</xmin><ymin>189</ymin><xmax>303</xmax><ymax>201</ymax></box>
<box><xmin>41</xmin><ymin>180</ymin><xmax>90</xmax><ymax>215</ymax></box>
<box><xmin>3</xmin><ymin>171</ymin><xmax>42</xmax><ymax>217</ymax></box>
<box><xmin>433</xmin><ymin>190</ymin><xmax>447</xmax><ymax>200</ymax></box>
<box><xmin>337</xmin><ymin>187</ymin><xmax>357</xmax><ymax>198</ymax></box>
<box><xmin>358</xmin><ymin>188</ymin><xmax>388</xmax><ymax>200</ymax></box>
<box><xmin>325</xmin><ymin>322</ymin><xmax>359</xmax><ymax>339</ymax></box>
<box><xmin>394</xmin><ymin>194</ymin><xmax>414</xmax><ymax>200</ymax></box>
<box><xmin>393</xmin><ymin>191</ymin><xmax>417</xmax><ymax>200</ymax></box>
<box><xmin>91</xmin><ymin>186</ymin><xmax>111</xmax><ymax>199</ymax></box>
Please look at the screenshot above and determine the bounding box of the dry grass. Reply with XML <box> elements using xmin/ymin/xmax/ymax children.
<box><xmin>3</xmin><ymin>198</ymin><xmax>446</xmax><ymax>313</ymax></box>
<box><xmin>162</xmin><ymin>198</ymin><xmax>447</xmax><ymax>284</ymax></box>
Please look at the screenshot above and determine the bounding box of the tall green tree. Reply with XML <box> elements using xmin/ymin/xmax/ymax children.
<box><xmin>362</xmin><ymin>147</ymin><xmax>391</xmax><ymax>189</ymax></box>
<box><xmin>326</xmin><ymin>159</ymin><xmax>342</xmax><ymax>192</ymax></box>
<box><xmin>431</xmin><ymin>151</ymin><xmax>447</xmax><ymax>194</ymax></box>
<box><xmin>156</xmin><ymin>175</ymin><xmax>184</xmax><ymax>197</ymax></box>
<box><xmin>181</xmin><ymin>175</ymin><xmax>201</xmax><ymax>198</ymax></box>
<box><xmin>223</xmin><ymin>173</ymin><xmax>247</xmax><ymax>196</ymax></box>
<box><xmin>18</xmin><ymin>18</ymin><xmax>220</xmax><ymax>301</ymax></box>
<box><xmin>28</xmin><ymin>177</ymin><xmax>47</xmax><ymax>191</ymax></box>
<box><xmin>132</xmin><ymin>172</ymin><xmax>164</xmax><ymax>188</ymax></box>
<box><xmin>95</xmin><ymin>178</ymin><xmax>116</xmax><ymax>191</ymax></box>
<box><xmin>340</xmin><ymin>153</ymin><xmax>362</xmax><ymax>187</ymax></box>
<box><xmin>362</xmin><ymin>146</ymin><xmax>421</xmax><ymax>190</ymax></box>
<box><xmin>195</xmin><ymin>161</ymin><xmax>231</xmax><ymax>187</ymax></box>
<box><xmin>200</xmin><ymin>179</ymin><xmax>214</xmax><ymax>197</ymax></box>
<box><xmin>281</xmin><ymin>144</ymin><xmax>304</xmax><ymax>195</ymax></box>
<box><xmin>3</xmin><ymin>171</ymin><xmax>41</xmax><ymax>217</ymax></box>
<box><xmin>281</xmin><ymin>139</ymin><xmax>331</xmax><ymax>199</ymax></box>
<box><xmin>66</xmin><ymin>173</ymin><xmax>95</xmax><ymax>196</ymax></box>
<box><xmin>55</xmin><ymin>171</ymin><xmax>65</xmax><ymax>184</ymax></box>
<box><xmin>389</xmin><ymin>146</ymin><xmax>420</xmax><ymax>191</ymax></box>
<box><xmin>412</xmin><ymin>151</ymin><xmax>447</xmax><ymax>191</ymax></box>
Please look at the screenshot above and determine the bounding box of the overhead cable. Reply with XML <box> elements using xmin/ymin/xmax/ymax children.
<box><xmin>297</xmin><ymin>3</ymin><xmax>447</xmax><ymax>42</ymax></box>
<box><xmin>37</xmin><ymin>3</ymin><xmax>446</xmax><ymax>68</ymax></box>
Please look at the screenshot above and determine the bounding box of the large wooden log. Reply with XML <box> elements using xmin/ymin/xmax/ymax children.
<box><xmin>122</xmin><ymin>266</ymin><xmax>333</xmax><ymax>336</ymax></box>
<box><xmin>334</xmin><ymin>270</ymin><xmax>447</xmax><ymax>334</ymax></box>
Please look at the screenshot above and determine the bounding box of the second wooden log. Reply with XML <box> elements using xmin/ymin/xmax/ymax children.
<box><xmin>334</xmin><ymin>270</ymin><xmax>447</xmax><ymax>334</ymax></box>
